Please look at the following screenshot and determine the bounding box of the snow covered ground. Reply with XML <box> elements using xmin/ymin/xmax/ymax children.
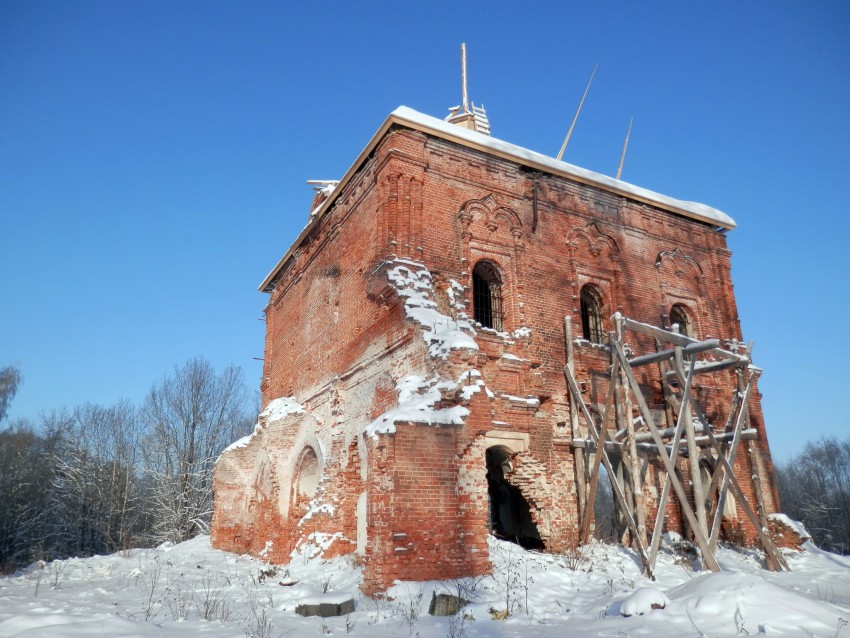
<box><xmin>0</xmin><ymin>534</ymin><xmax>848</xmax><ymax>637</ymax></box>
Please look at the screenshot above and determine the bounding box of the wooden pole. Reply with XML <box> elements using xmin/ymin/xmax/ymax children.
<box><xmin>673</xmin><ymin>327</ymin><xmax>709</xmax><ymax>542</ymax></box>
<box><xmin>579</xmin><ymin>357</ymin><xmax>619</xmax><ymax>544</ymax></box>
<box><xmin>616</xmin><ymin>117</ymin><xmax>633</xmax><ymax>180</ymax></box>
<box><xmin>564</xmin><ymin>361</ymin><xmax>654</xmax><ymax>577</ymax></box>
<box><xmin>612</xmin><ymin>331</ymin><xmax>631</xmax><ymax>545</ymax></box>
<box><xmin>565</xmin><ymin>316</ymin><xmax>587</xmax><ymax>529</ymax></box>
<box><xmin>707</xmin><ymin>370</ymin><xmax>755</xmax><ymax>551</ymax></box>
<box><xmin>610</xmin><ymin>339</ymin><xmax>721</xmax><ymax>572</ymax></box>
<box><xmin>557</xmin><ymin>64</ymin><xmax>597</xmax><ymax>161</ymax></box>
<box><xmin>704</xmin><ymin>377</ymin><xmax>741</xmax><ymax>508</ymax></box>
<box><xmin>648</xmin><ymin>356</ymin><xmax>696</xmax><ymax>570</ymax></box>
<box><xmin>617</xmin><ymin>316</ymin><xmax>647</xmax><ymax>547</ymax></box>
<box><xmin>460</xmin><ymin>43</ymin><xmax>469</xmax><ymax>113</ymax></box>
<box><xmin>747</xmin><ymin>439</ymin><xmax>771</xmax><ymax>541</ymax></box>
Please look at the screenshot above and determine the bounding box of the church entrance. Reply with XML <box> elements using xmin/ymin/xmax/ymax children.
<box><xmin>485</xmin><ymin>446</ymin><xmax>544</xmax><ymax>550</ymax></box>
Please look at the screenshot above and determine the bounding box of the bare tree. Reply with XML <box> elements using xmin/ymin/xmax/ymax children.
<box><xmin>140</xmin><ymin>357</ymin><xmax>252</xmax><ymax>543</ymax></box>
<box><xmin>48</xmin><ymin>402</ymin><xmax>145</xmax><ymax>556</ymax></box>
<box><xmin>0</xmin><ymin>419</ymin><xmax>62</xmax><ymax>570</ymax></box>
<box><xmin>0</xmin><ymin>365</ymin><xmax>22</xmax><ymax>423</ymax></box>
<box><xmin>776</xmin><ymin>436</ymin><xmax>850</xmax><ymax>555</ymax></box>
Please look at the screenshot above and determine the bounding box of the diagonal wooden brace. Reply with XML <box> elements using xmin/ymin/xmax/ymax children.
<box><xmin>611</xmin><ymin>339</ymin><xmax>721</xmax><ymax>573</ymax></box>
<box><xmin>564</xmin><ymin>362</ymin><xmax>654</xmax><ymax>578</ymax></box>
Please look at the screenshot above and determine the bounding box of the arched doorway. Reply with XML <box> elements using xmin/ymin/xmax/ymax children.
<box><xmin>293</xmin><ymin>446</ymin><xmax>320</xmax><ymax>506</ymax></box>
<box><xmin>485</xmin><ymin>446</ymin><xmax>543</xmax><ymax>549</ymax></box>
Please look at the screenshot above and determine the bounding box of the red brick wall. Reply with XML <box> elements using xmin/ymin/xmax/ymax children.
<box><xmin>211</xmin><ymin>121</ymin><xmax>779</xmax><ymax>591</ymax></box>
<box><xmin>361</xmin><ymin>423</ymin><xmax>490</xmax><ymax>594</ymax></box>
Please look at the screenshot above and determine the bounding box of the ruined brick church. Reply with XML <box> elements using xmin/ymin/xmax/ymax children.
<box><xmin>211</xmin><ymin>88</ymin><xmax>781</xmax><ymax>591</ymax></box>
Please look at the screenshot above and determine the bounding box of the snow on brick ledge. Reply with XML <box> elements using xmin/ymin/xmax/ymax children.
<box><xmin>363</xmin><ymin>375</ymin><xmax>469</xmax><ymax>438</ymax></box>
<box><xmin>768</xmin><ymin>513</ymin><xmax>811</xmax><ymax>548</ymax></box>
<box><xmin>261</xmin><ymin>396</ymin><xmax>306</xmax><ymax>421</ymax></box>
<box><xmin>220</xmin><ymin>396</ymin><xmax>306</xmax><ymax>455</ymax></box>
<box><xmin>385</xmin><ymin>258</ymin><xmax>478</xmax><ymax>359</ymax></box>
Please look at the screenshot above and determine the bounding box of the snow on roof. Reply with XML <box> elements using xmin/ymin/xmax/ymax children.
<box><xmin>390</xmin><ymin>106</ymin><xmax>736</xmax><ymax>230</ymax></box>
<box><xmin>260</xmin><ymin>106</ymin><xmax>735</xmax><ymax>292</ymax></box>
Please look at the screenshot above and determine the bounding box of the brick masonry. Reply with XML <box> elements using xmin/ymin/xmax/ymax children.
<box><xmin>211</xmin><ymin>113</ymin><xmax>781</xmax><ymax>593</ymax></box>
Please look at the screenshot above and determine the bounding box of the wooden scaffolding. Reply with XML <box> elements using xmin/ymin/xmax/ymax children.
<box><xmin>565</xmin><ymin>312</ymin><xmax>788</xmax><ymax>578</ymax></box>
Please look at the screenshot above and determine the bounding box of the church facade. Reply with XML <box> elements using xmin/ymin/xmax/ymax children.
<box><xmin>211</xmin><ymin>106</ymin><xmax>780</xmax><ymax>593</ymax></box>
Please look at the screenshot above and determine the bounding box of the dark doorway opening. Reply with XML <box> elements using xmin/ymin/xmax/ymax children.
<box><xmin>486</xmin><ymin>447</ymin><xmax>544</xmax><ymax>550</ymax></box>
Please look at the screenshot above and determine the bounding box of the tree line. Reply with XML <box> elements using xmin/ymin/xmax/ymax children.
<box><xmin>0</xmin><ymin>359</ymin><xmax>254</xmax><ymax>572</ymax></box>
<box><xmin>774</xmin><ymin>437</ymin><xmax>850</xmax><ymax>555</ymax></box>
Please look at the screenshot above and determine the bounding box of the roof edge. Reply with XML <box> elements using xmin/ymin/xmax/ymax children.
<box><xmin>258</xmin><ymin>110</ymin><xmax>400</xmax><ymax>293</ymax></box>
<box><xmin>260</xmin><ymin>106</ymin><xmax>735</xmax><ymax>293</ymax></box>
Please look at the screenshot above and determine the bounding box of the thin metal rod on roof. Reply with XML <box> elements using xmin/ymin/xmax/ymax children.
<box><xmin>557</xmin><ymin>64</ymin><xmax>598</xmax><ymax>162</ymax></box>
<box><xmin>616</xmin><ymin>116</ymin><xmax>634</xmax><ymax>180</ymax></box>
<box><xmin>461</xmin><ymin>43</ymin><xmax>469</xmax><ymax>113</ymax></box>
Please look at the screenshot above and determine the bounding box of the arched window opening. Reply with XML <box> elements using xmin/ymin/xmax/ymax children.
<box><xmin>485</xmin><ymin>446</ymin><xmax>544</xmax><ymax>550</ymax></box>
<box><xmin>580</xmin><ymin>285</ymin><xmax>604</xmax><ymax>343</ymax></box>
<box><xmin>669</xmin><ymin>304</ymin><xmax>693</xmax><ymax>338</ymax></box>
<box><xmin>472</xmin><ymin>261</ymin><xmax>503</xmax><ymax>331</ymax></box>
<box><xmin>294</xmin><ymin>447</ymin><xmax>320</xmax><ymax>501</ymax></box>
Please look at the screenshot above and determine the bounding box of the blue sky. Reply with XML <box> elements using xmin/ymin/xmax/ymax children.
<box><xmin>2</xmin><ymin>1</ymin><xmax>848</xmax><ymax>462</ymax></box>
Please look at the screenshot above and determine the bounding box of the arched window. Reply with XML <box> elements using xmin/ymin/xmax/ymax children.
<box><xmin>580</xmin><ymin>285</ymin><xmax>604</xmax><ymax>343</ymax></box>
<box><xmin>669</xmin><ymin>304</ymin><xmax>693</xmax><ymax>338</ymax></box>
<box><xmin>294</xmin><ymin>447</ymin><xmax>320</xmax><ymax>501</ymax></box>
<box><xmin>472</xmin><ymin>261</ymin><xmax>503</xmax><ymax>330</ymax></box>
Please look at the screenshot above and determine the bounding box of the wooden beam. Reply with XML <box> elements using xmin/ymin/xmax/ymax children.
<box><xmin>610</xmin><ymin>338</ymin><xmax>721</xmax><ymax>572</ymax></box>
<box><xmin>707</xmin><ymin>379</ymin><xmax>750</xmax><ymax>552</ymax></box>
<box><xmin>564</xmin><ymin>361</ymin><xmax>654</xmax><ymax>577</ymax></box>
<box><xmin>618</xmin><ymin>314</ymin><xmax>746</xmax><ymax>363</ymax></box>
<box><xmin>573</xmin><ymin>429</ymin><xmax>757</xmax><ymax>453</ymax></box>
<box><xmin>620</xmin><ymin>314</ymin><xmax>696</xmax><ymax>347</ymax></box>
<box><xmin>747</xmin><ymin>438</ymin><xmax>773</xmax><ymax>557</ymax></box>
<box><xmin>565</xmin><ymin>316</ymin><xmax>587</xmax><ymax>528</ymax></box>
<box><xmin>674</xmin><ymin>334</ymin><xmax>709</xmax><ymax>542</ymax></box>
<box><xmin>665</xmin><ymin>358</ymin><xmax>746</xmax><ymax>377</ymax></box>
<box><xmin>632</xmin><ymin>423</ymin><xmax>707</xmax><ymax>443</ymax></box>
<box><xmin>648</xmin><ymin>356</ymin><xmax>695</xmax><ymax>570</ymax></box>
<box><xmin>617</xmin><ymin>316</ymin><xmax>647</xmax><ymax>547</ymax></box>
<box><xmin>577</xmin><ymin>353</ymin><xmax>618</xmax><ymax>544</ymax></box>
<box><xmin>627</xmin><ymin>339</ymin><xmax>720</xmax><ymax>368</ymax></box>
